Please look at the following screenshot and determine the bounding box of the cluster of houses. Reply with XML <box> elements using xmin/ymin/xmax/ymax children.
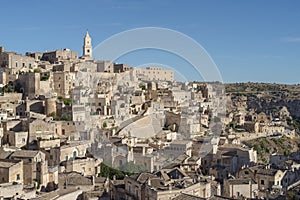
<box><xmin>0</xmin><ymin>32</ymin><xmax>299</xmax><ymax>200</ymax></box>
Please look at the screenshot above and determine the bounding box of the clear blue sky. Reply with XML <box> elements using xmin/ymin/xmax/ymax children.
<box><xmin>1</xmin><ymin>0</ymin><xmax>300</xmax><ymax>83</ymax></box>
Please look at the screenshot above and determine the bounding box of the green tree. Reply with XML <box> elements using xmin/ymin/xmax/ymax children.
<box><xmin>99</xmin><ymin>163</ymin><xmax>132</xmax><ymax>180</ymax></box>
<box><xmin>33</xmin><ymin>68</ymin><xmax>41</xmax><ymax>73</ymax></box>
<box><xmin>120</xmin><ymin>161</ymin><xmax>147</xmax><ymax>174</ymax></box>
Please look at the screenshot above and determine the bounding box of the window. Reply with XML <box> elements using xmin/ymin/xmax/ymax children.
<box><xmin>128</xmin><ymin>183</ymin><xmax>131</xmax><ymax>193</ymax></box>
<box><xmin>50</xmin><ymin>155</ymin><xmax>53</xmax><ymax>160</ymax></box>
<box><xmin>261</xmin><ymin>180</ymin><xmax>265</xmax><ymax>185</ymax></box>
<box><xmin>16</xmin><ymin>174</ymin><xmax>20</xmax><ymax>180</ymax></box>
<box><xmin>87</xmin><ymin>49</ymin><xmax>90</xmax><ymax>53</ymax></box>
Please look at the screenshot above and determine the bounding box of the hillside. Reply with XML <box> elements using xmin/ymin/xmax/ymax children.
<box><xmin>226</xmin><ymin>83</ymin><xmax>300</xmax><ymax>133</ymax></box>
<box><xmin>243</xmin><ymin>136</ymin><xmax>300</xmax><ymax>163</ymax></box>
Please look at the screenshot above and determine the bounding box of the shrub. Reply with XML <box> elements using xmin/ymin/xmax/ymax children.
<box><xmin>103</xmin><ymin>122</ymin><xmax>107</xmax><ymax>128</ymax></box>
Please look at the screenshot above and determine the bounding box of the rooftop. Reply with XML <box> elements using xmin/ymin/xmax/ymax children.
<box><xmin>11</xmin><ymin>150</ymin><xmax>40</xmax><ymax>158</ymax></box>
<box><xmin>0</xmin><ymin>159</ymin><xmax>21</xmax><ymax>168</ymax></box>
<box><xmin>60</xmin><ymin>140</ymin><xmax>90</xmax><ymax>149</ymax></box>
<box><xmin>0</xmin><ymin>149</ymin><xmax>13</xmax><ymax>159</ymax></box>
<box><xmin>170</xmin><ymin>140</ymin><xmax>192</xmax><ymax>145</ymax></box>
<box><xmin>172</xmin><ymin>193</ymin><xmax>206</xmax><ymax>200</ymax></box>
<box><xmin>227</xmin><ymin>178</ymin><xmax>256</xmax><ymax>185</ymax></box>
<box><xmin>128</xmin><ymin>172</ymin><xmax>157</xmax><ymax>184</ymax></box>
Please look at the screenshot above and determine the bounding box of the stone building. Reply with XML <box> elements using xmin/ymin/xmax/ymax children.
<box><xmin>237</xmin><ymin>165</ymin><xmax>286</xmax><ymax>191</ymax></box>
<box><xmin>41</xmin><ymin>48</ymin><xmax>78</xmax><ymax>64</ymax></box>
<box><xmin>255</xmin><ymin>167</ymin><xmax>285</xmax><ymax>190</ymax></box>
<box><xmin>25</xmin><ymin>52</ymin><xmax>43</xmax><ymax>61</ymax></box>
<box><xmin>109</xmin><ymin>179</ymin><xmax>126</xmax><ymax>200</ymax></box>
<box><xmin>53</xmin><ymin>61</ymin><xmax>73</xmax><ymax>72</ymax></box>
<box><xmin>54</xmin><ymin>121</ymin><xmax>82</xmax><ymax>140</ymax></box>
<box><xmin>0</xmin><ymin>69</ymin><xmax>17</xmax><ymax>86</ymax></box>
<box><xmin>95</xmin><ymin>60</ymin><xmax>114</xmax><ymax>72</ymax></box>
<box><xmin>17</xmin><ymin>72</ymin><xmax>41</xmax><ymax>99</ymax></box>
<box><xmin>37</xmin><ymin>61</ymin><xmax>53</xmax><ymax>71</ymax></box>
<box><xmin>10</xmin><ymin>150</ymin><xmax>48</xmax><ymax>187</ymax></box>
<box><xmin>135</xmin><ymin>67</ymin><xmax>174</xmax><ymax>82</ymax></box>
<box><xmin>0</xmin><ymin>159</ymin><xmax>23</xmax><ymax>184</ymax></box>
<box><xmin>120</xmin><ymin>169</ymin><xmax>212</xmax><ymax>200</ymax></box>
<box><xmin>0</xmin><ymin>46</ymin><xmax>36</xmax><ymax>75</ymax></box>
<box><xmin>164</xmin><ymin>140</ymin><xmax>193</xmax><ymax>160</ymax></box>
<box><xmin>114</xmin><ymin>63</ymin><xmax>132</xmax><ymax>73</ymax></box>
<box><xmin>48</xmin><ymin>141</ymin><xmax>90</xmax><ymax>166</ymax></box>
<box><xmin>29</xmin><ymin>118</ymin><xmax>55</xmax><ymax>142</ymax></box>
<box><xmin>64</xmin><ymin>157</ymin><xmax>101</xmax><ymax>176</ymax></box>
<box><xmin>124</xmin><ymin>173</ymin><xmax>157</xmax><ymax>200</ymax></box>
<box><xmin>94</xmin><ymin>93</ymin><xmax>112</xmax><ymax>116</ymax></box>
<box><xmin>223</xmin><ymin>178</ymin><xmax>258</xmax><ymax>199</ymax></box>
<box><xmin>8</xmin><ymin>131</ymin><xmax>28</xmax><ymax>148</ymax></box>
<box><xmin>163</xmin><ymin>154</ymin><xmax>201</xmax><ymax>175</ymax></box>
<box><xmin>53</xmin><ymin>71</ymin><xmax>75</xmax><ymax>98</ymax></box>
<box><xmin>217</xmin><ymin>144</ymin><xmax>257</xmax><ymax>174</ymax></box>
<box><xmin>146</xmin><ymin>168</ymin><xmax>211</xmax><ymax>200</ymax></box>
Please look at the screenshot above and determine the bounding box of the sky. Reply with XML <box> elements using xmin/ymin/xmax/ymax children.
<box><xmin>1</xmin><ymin>0</ymin><xmax>300</xmax><ymax>83</ymax></box>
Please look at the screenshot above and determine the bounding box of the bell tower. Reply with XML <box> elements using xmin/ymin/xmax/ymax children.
<box><xmin>83</xmin><ymin>31</ymin><xmax>92</xmax><ymax>58</ymax></box>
